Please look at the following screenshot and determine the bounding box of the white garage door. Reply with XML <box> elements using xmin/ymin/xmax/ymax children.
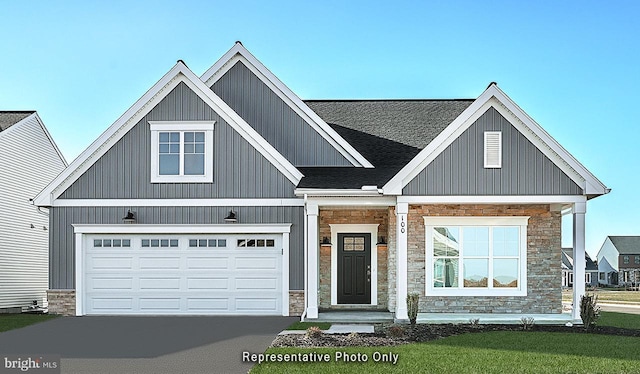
<box><xmin>83</xmin><ymin>234</ymin><xmax>283</xmax><ymax>315</ymax></box>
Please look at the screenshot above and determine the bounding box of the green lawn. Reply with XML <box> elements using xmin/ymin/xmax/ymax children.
<box><xmin>599</xmin><ymin>311</ymin><xmax>640</xmax><ymax>329</ymax></box>
<box><xmin>0</xmin><ymin>314</ymin><xmax>59</xmax><ymax>333</ymax></box>
<box><xmin>286</xmin><ymin>321</ymin><xmax>332</xmax><ymax>330</ymax></box>
<box><xmin>251</xmin><ymin>332</ymin><xmax>640</xmax><ymax>373</ymax></box>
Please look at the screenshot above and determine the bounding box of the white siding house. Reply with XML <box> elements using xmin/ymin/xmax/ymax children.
<box><xmin>0</xmin><ymin>112</ymin><xmax>66</xmax><ymax>311</ymax></box>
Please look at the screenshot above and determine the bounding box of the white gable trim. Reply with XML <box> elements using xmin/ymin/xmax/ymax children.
<box><xmin>383</xmin><ymin>85</ymin><xmax>608</xmax><ymax>196</ymax></box>
<box><xmin>34</xmin><ymin>62</ymin><xmax>303</xmax><ymax>206</ymax></box>
<box><xmin>201</xmin><ymin>43</ymin><xmax>374</xmax><ymax>169</ymax></box>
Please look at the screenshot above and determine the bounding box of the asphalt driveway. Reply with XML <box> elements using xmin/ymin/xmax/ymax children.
<box><xmin>0</xmin><ymin>315</ymin><xmax>296</xmax><ymax>373</ymax></box>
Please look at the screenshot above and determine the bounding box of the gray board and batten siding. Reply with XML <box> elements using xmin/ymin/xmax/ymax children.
<box><xmin>52</xmin><ymin>82</ymin><xmax>306</xmax><ymax>290</ymax></box>
<box><xmin>49</xmin><ymin>206</ymin><xmax>305</xmax><ymax>290</ymax></box>
<box><xmin>211</xmin><ymin>61</ymin><xmax>352</xmax><ymax>167</ymax></box>
<box><xmin>60</xmin><ymin>82</ymin><xmax>296</xmax><ymax>199</ymax></box>
<box><xmin>403</xmin><ymin>107</ymin><xmax>583</xmax><ymax>196</ymax></box>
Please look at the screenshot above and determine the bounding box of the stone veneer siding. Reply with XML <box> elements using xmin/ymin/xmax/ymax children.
<box><xmin>289</xmin><ymin>291</ymin><xmax>304</xmax><ymax>316</ymax></box>
<box><xmin>388</xmin><ymin>204</ymin><xmax>562</xmax><ymax>314</ymax></box>
<box><xmin>47</xmin><ymin>290</ymin><xmax>76</xmax><ymax>316</ymax></box>
<box><xmin>318</xmin><ymin>208</ymin><xmax>389</xmax><ymax>309</ymax></box>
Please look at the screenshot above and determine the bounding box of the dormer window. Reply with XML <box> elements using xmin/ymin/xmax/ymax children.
<box><xmin>484</xmin><ymin>131</ymin><xmax>502</xmax><ymax>168</ymax></box>
<box><xmin>149</xmin><ymin>121</ymin><xmax>215</xmax><ymax>183</ymax></box>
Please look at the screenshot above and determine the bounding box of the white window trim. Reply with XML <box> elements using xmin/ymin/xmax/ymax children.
<box><xmin>149</xmin><ymin>121</ymin><xmax>215</xmax><ymax>183</ymax></box>
<box><xmin>424</xmin><ymin>216</ymin><xmax>528</xmax><ymax>296</ymax></box>
<box><xmin>483</xmin><ymin>131</ymin><xmax>502</xmax><ymax>168</ymax></box>
<box><xmin>585</xmin><ymin>273</ymin><xmax>591</xmax><ymax>284</ymax></box>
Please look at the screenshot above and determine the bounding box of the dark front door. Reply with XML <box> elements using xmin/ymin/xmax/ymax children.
<box><xmin>337</xmin><ymin>233</ymin><xmax>371</xmax><ymax>304</ymax></box>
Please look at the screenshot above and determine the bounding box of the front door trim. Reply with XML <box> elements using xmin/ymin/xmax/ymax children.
<box><xmin>330</xmin><ymin>224</ymin><xmax>378</xmax><ymax>306</ymax></box>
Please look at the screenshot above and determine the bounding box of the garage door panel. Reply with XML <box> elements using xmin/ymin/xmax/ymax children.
<box><xmin>90</xmin><ymin>277</ymin><xmax>133</xmax><ymax>290</ymax></box>
<box><xmin>186</xmin><ymin>257</ymin><xmax>228</xmax><ymax>269</ymax></box>
<box><xmin>139</xmin><ymin>257</ymin><xmax>181</xmax><ymax>269</ymax></box>
<box><xmin>235</xmin><ymin>257</ymin><xmax>278</xmax><ymax>270</ymax></box>
<box><xmin>187</xmin><ymin>277</ymin><xmax>229</xmax><ymax>290</ymax></box>
<box><xmin>139</xmin><ymin>298</ymin><xmax>181</xmax><ymax>310</ymax></box>
<box><xmin>187</xmin><ymin>298</ymin><xmax>229</xmax><ymax>311</ymax></box>
<box><xmin>235</xmin><ymin>298</ymin><xmax>278</xmax><ymax>312</ymax></box>
<box><xmin>85</xmin><ymin>233</ymin><xmax>283</xmax><ymax>315</ymax></box>
<box><xmin>235</xmin><ymin>277</ymin><xmax>278</xmax><ymax>290</ymax></box>
<box><xmin>91</xmin><ymin>298</ymin><xmax>133</xmax><ymax>311</ymax></box>
<box><xmin>139</xmin><ymin>278</ymin><xmax>181</xmax><ymax>290</ymax></box>
<box><xmin>91</xmin><ymin>257</ymin><xmax>133</xmax><ymax>270</ymax></box>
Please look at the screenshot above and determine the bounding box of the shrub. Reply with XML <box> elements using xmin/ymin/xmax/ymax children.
<box><xmin>305</xmin><ymin>326</ymin><xmax>322</xmax><ymax>338</ymax></box>
<box><xmin>580</xmin><ymin>293</ymin><xmax>600</xmax><ymax>329</ymax></box>
<box><xmin>469</xmin><ymin>318</ymin><xmax>480</xmax><ymax>326</ymax></box>
<box><xmin>520</xmin><ymin>317</ymin><xmax>535</xmax><ymax>330</ymax></box>
<box><xmin>387</xmin><ymin>325</ymin><xmax>405</xmax><ymax>338</ymax></box>
<box><xmin>407</xmin><ymin>293</ymin><xmax>420</xmax><ymax>325</ymax></box>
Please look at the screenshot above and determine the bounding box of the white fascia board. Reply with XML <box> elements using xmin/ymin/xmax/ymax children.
<box><xmin>200</xmin><ymin>43</ymin><xmax>374</xmax><ymax>169</ymax></box>
<box><xmin>490</xmin><ymin>85</ymin><xmax>608</xmax><ymax>196</ymax></box>
<box><xmin>294</xmin><ymin>188</ymin><xmax>383</xmax><ymax>197</ymax></box>
<box><xmin>383</xmin><ymin>88</ymin><xmax>497</xmax><ymax>194</ymax></box>
<box><xmin>398</xmin><ymin>195</ymin><xmax>587</xmax><ymax>205</ymax></box>
<box><xmin>178</xmin><ymin>65</ymin><xmax>304</xmax><ymax>185</ymax></box>
<box><xmin>34</xmin><ymin>62</ymin><xmax>303</xmax><ymax>207</ymax></box>
<box><xmin>72</xmin><ymin>223</ymin><xmax>292</xmax><ymax>234</ymax></box>
<box><xmin>33</xmin><ymin>63</ymin><xmax>188</xmax><ymax>207</ymax></box>
<box><xmin>308</xmin><ymin>196</ymin><xmax>396</xmax><ymax>207</ymax></box>
<box><xmin>53</xmin><ymin>198</ymin><xmax>304</xmax><ymax>207</ymax></box>
<box><xmin>383</xmin><ymin>85</ymin><xmax>608</xmax><ymax>197</ymax></box>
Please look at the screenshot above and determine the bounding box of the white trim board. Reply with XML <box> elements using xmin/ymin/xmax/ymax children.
<box><xmin>329</xmin><ymin>224</ymin><xmax>379</xmax><ymax>306</ymax></box>
<box><xmin>397</xmin><ymin>195</ymin><xmax>587</xmax><ymax>204</ymax></box>
<box><xmin>383</xmin><ymin>84</ymin><xmax>608</xmax><ymax>196</ymax></box>
<box><xmin>200</xmin><ymin>43</ymin><xmax>373</xmax><ymax>169</ymax></box>
<box><xmin>72</xmin><ymin>224</ymin><xmax>292</xmax><ymax>234</ymax></box>
<box><xmin>33</xmin><ymin>62</ymin><xmax>303</xmax><ymax>207</ymax></box>
<box><xmin>53</xmin><ymin>198</ymin><xmax>305</xmax><ymax>207</ymax></box>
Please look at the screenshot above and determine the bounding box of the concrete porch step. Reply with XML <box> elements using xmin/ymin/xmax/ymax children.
<box><xmin>311</xmin><ymin>311</ymin><xmax>394</xmax><ymax>323</ymax></box>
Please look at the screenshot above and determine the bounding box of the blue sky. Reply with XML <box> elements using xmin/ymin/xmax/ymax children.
<box><xmin>1</xmin><ymin>1</ymin><xmax>637</xmax><ymax>257</ymax></box>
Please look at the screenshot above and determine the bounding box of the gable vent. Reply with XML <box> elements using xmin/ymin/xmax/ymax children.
<box><xmin>484</xmin><ymin>131</ymin><xmax>502</xmax><ymax>168</ymax></box>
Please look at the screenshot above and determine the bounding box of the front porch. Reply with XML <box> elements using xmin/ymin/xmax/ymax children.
<box><xmin>303</xmin><ymin>199</ymin><xmax>589</xmax><ymax>325</ymax></box>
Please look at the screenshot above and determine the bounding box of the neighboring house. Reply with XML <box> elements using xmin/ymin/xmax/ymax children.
<box><xmin>34</xmin><ymin>42</ymin><xmax>609</xmax><ymax>323</ymax></box>
<box><xmin>0</xmin><ymin>111</ymin><xmax>67</xmax><ymax>312</ymax></box>
<box><xmin>561</xmin><ymin>248</ymin><xmax>598</xmax><ymax>288</ymax></box>
<box><xmin>597</xmin><ymin>236</ymin><xmax>640</xmax><ymax>286</ymax></box>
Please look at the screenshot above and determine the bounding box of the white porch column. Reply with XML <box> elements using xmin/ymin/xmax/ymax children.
<box><xmin>572</xmin><ymin>202</ymin><xmax>586</xmax><ymax>321</ymax></box>
<box><xmin>306</xmin><ymin>203</ymin><xmax>319</xmax><ymax>319</ymax></box>
<box><xmin>396</xmin><ymin>202</ymin><xmax>409</xmax><ymax>320</ymax></box>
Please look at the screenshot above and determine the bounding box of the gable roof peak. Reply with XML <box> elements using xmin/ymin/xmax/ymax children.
<box><xmin>200</xmin><ymin>43</ymin><xmax>374</xmax><ymax>168</ymax></box>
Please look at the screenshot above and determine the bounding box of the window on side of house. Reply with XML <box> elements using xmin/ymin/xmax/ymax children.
<box><xmin>623</xmin><ymin>255</ymin><xmax>630</xmax><ymax>264</ymax></box>
<box><xmin>149</xmin><ymin>121</ymin><xmax>215</xmax><ymax>183</ymax></box>
<box><xmin>424</xmin><ymin>216</ymin><xmax>528</xmax><ymax>296</ymax></box>
<box><xmin>585</xmin><ymin>273</ymin><xmax>591</xmax><ymax>283</ymax></box>
<box><xmin>599</xmin><ymin>272</ymin><xmax>605</xmax><ymax>280</ymax></box>
<box><xmin>635</xmin><ymin>255</ymin><xmax>640</xmax><ymax>264</ymax></box>
<box><xmin>483</xmin><ymin>131</ymin><xmax>502</xmax><ymax>168</ymax></box>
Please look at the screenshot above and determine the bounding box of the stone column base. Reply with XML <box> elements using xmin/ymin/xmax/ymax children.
<box><xmin>47</xmin><ymin>290</ymin><xmax>76</xmax><ymax>316</ymax></box>
<box><xmin>289</xmin><ymin>291</ymin><xmax>304</xmax><ymax>316</ymax></box>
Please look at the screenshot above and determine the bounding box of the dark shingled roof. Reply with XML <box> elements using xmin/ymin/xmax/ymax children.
<box><xmin>609</xmin><ymin>236</ymin><xmax>640</xmax><ymax>255</ymax></box>
<box><xmin>0</xmin><ymin>111</ymin><xmax>34</xmax><ymax>132</ymax></box>
<box><xmin>299</xmin><ymin>100</ymin><xmax>473</xmax><ymax>189</ymax></box>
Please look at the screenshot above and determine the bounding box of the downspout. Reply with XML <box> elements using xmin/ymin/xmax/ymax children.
<box><xmin>301</xmin><ymin>193</ymin><xmax>308</xmax><ymax>322</ymax></box>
